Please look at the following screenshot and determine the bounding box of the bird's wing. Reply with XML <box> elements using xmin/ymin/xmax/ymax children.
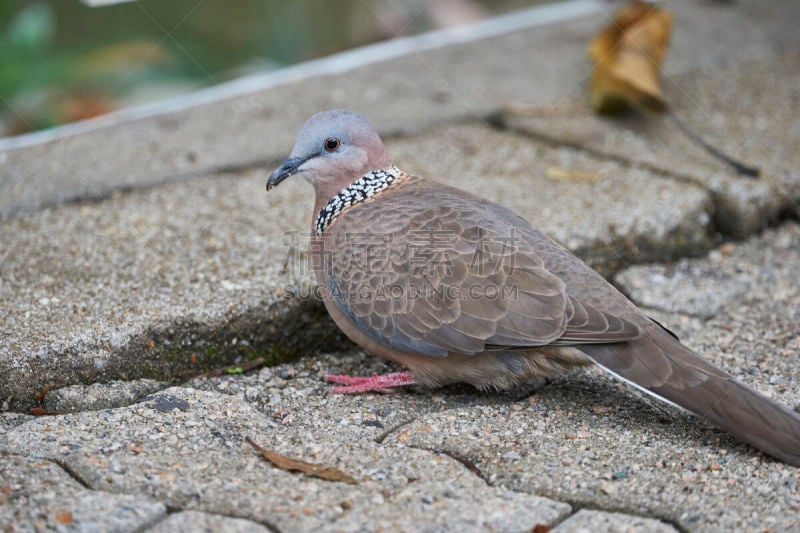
<box><xmin>324</xmin><ymin>181</ymin><xmax>640</xmax><ymax>357</ymax></box>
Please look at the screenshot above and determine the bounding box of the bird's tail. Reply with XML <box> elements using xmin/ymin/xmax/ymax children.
<box><xmin>580</xmin><ymin>326</ymin><xmax>800</xmax><ymax>466</ymax></box>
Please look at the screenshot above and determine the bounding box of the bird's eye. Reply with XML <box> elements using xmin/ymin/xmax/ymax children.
<box><xmin>324</xmin><ymin>137</ymin><xmax>341</xmax><ymax>152</ymax></box>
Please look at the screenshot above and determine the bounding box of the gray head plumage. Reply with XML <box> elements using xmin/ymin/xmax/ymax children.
<box><xmin>267</xmin><ymin>110</ymin><xmax>392</xmax><ymax>191</ymax></box>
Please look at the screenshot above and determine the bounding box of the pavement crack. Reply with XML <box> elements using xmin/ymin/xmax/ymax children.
<box><xmin>372</xmin><ymin>393</ymin><xmax>525</xmax><ymax>444</ymax></box>
<box><xmin>374</xmin><ymin>417</ymin><xmax>417</xmax><ymax>444</ymax></box>
<box><xmin>541</xmin><ymin>505</ymin><xmax>578</xmax><ymax>530</ymax></box>
<box><xmin>161</xmin><ymin>505</ymin><xmax>282</xmax><ymax>533</ymax></box>
<box><xmin>432</xmin><ymin>448</ymin><xmax>492</xmax><ymax>486</ymax></box>
<box><xmin>490</xmin><ymin>115</ymin><xmax>800</xmax><ymax>245</ymax></box>
<box><xmin>551</xmin><ymin>498</ymin><xmax>687</xmax><ymax>533</ymax></box>
<box><xmin>50</xmin><ymin>457</ymin><xmax>92</xmax><ymax>489</ymax></box>
<box><xmin>490</xmin><ymin>114</ymin><xmax>711</xmax><ymax>190</ymax></box>
<box><xmin>3</xmin><ymin>295</ymin><xmax>352</xmax><ymax>413</ymax></box>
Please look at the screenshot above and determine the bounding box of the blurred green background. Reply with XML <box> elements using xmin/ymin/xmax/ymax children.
<box><xmin>0</xmin><ymin>0</ymin><xmax>546</xmax><ymax>138</ymax></box>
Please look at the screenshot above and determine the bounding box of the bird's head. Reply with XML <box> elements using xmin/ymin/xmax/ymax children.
<box><xmin>266</xmin><ymin>110</ymin><xmax>392</xmax><ymax>196</ymax></box>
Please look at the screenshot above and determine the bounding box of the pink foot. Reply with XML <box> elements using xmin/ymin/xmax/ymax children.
<box><xmin>324</xmin><ymin>371</ymin><xmax>416</xmax><ymax>394</ymax></box>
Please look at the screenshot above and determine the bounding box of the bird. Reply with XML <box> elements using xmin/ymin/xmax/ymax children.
<box><xmin>266</xmin><ymin>109</ymin><xmax>800</xmax><ymax>466</ymax></box>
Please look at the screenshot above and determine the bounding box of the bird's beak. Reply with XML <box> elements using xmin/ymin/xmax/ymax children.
<box><xmin>266</xmin><ymin>153</ymin><xmax>317</xmax><ymax>191</ymax></box>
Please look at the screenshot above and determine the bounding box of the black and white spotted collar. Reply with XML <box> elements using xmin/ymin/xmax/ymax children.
<box><xmin>314</xmin><ymin>166</ymin><xmax>402</xmax><ymax>235</ymax></box>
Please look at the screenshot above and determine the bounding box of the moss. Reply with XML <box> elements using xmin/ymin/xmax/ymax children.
<box><xmin>11</xmin><ymin>295</ymin><xmax>354</xmax><ymax>412</ymax></box>
<box><xmin>129</xmin><ymin>338</ymin><xmax>297</xmax><ymax>380</ymax></box>
<box><xmin>235</xmin><ymin>340</ymin><xmax>297</xmax><ymax>367</ymax></box>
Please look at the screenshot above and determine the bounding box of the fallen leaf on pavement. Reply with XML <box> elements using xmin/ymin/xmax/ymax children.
<box><xmin>54</xmin><ymin>511</ymin><xmax>73</xmax><ymax>525</ymax></box>
<box><xmin>245</xmin><ymin>436</ymin><xmax>358</xmax><ymax>485</ymax></box>
<box><xmin>587</xmin><ymin>2</ymin><xmax>759</xmax><ymax>177</ymax></box>
<box><xmin>546</xmin><ymin>166</ymin><xmax>602</xmax><ymax>183</ymax></box>
<box><xmin>589</xmin><ymin>0</ymin><xmax>672</xmax><ymax>113</ymax></box>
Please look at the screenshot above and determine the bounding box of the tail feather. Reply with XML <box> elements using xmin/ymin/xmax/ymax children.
<box><xmin>580</xmin><ymin>327</ymin><xmax>800</xmax><ymax>466</ymax></box>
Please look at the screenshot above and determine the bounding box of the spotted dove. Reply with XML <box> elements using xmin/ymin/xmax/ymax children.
<box><xmin>267</xmin><ymin>109</ymin><xmax>800</xmax><ymax>466</ymax></box>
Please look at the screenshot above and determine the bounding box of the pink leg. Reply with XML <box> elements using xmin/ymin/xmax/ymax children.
<box><xmin>324</xmin><ymin>371</ymin><xmax>416</xmax><ymax>394</ymax></box>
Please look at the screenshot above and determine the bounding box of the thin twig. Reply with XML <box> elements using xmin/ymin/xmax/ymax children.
<box><xmin>667</xmin><ymin>110</ymin><xmax>760</xmax><ymax>178</ymax></box>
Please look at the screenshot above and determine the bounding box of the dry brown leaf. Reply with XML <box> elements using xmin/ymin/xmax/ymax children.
<box><xmin>245</xmin><ymin>437</ymin><xmax>358</xmax><ymax>485</ymax></box>
<box><xmin>546</xmin><ymin>166</ymin><xmax>602</xmax><ymax>183</ymax></box>
<box><xmin>589</xmin><ymin>1</ymin><xmax>673</xmax><ymax>113</ymax></box>
<box><xmin>35</xmin><ymin>384</ymin><xmax>51</xmax><ymax>402</ymax></box>
<box><xmin>54</xmin><ymin>511</ymin><xmax>73</xmax><ymax>525</ymax></box>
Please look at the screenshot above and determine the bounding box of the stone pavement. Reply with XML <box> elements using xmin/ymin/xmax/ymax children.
<box><xmin>3</xmin><ymin>223</ymin><xmax>800</xmax><ymax>531</ymax></box>
<box><xmin>2</xmin><ymin>0</ymin><xmax>800</xmax><ymax>531</ymax></box>
<box><xmin>500</xmin><ymin>52</ymin><xmax>800</xmax><ymax>238</ymax></box>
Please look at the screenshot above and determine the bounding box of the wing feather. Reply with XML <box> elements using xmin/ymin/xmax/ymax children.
<box><xmin>325</xmin><ymin>180</ymin><xmax>640</xmax><ymax>356</ymax></box>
